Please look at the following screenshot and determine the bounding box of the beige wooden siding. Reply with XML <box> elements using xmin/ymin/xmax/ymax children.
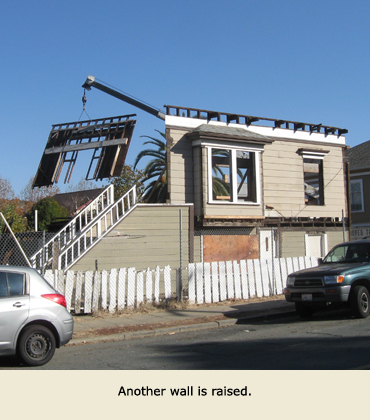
<box><xmin>167</xmin><ymin>125</ymin><xmax>346</xmax><ymax>221</ymax></box>
<box><xmin>69</xmin><ymin>205</ymin><xmax>192</xmax><ymax>272</ymax></box>
<box><xmin>167</xmin><ymin>127</ymin><xmax>194</xmax><ymax>204</ymax></box>
<box><xmin>327</xmin><ymin>230</ymin><xmax>347</xmax><ymax>250</ymax></box>
<box><xmin>281</xmin><ymin>231</ymin><xmax>305</xmax><ymax>257</ymax></box>
<box><xmin>263</xmin><ymin>141</ymin><xmax>346</xmax><ymax>218</ymax></box>
<box><xmin>192</xmin><ymin>146</ymin><xmax>202</xmax><ymax>215</ymax></box>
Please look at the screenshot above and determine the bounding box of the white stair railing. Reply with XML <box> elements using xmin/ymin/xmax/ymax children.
<box><xmin>57</xmin><ymin>185</ymin><xmax>137</xmax><ymax>271</ymax></box>
<box><xmin>30</xmin><ymin>185</ymin><xmax>115</xmax><ymax>270</ymax></box>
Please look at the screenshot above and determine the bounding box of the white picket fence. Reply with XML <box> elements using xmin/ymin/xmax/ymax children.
<box><xmin>44</xmin><ymin>266</ymin><xmax>173</xmax><ymax>314</ymax></box>
<box><xmin>188</xmin><ymin>256</ymin><xmax>318</xmax><ymax>304</ymax></box>
<box><xmin>44</xmin><ymin>256</ymin><xmax>318</xmax><ymax>314</ymax></box>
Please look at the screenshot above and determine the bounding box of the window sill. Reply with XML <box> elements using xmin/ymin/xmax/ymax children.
<box><xmin>208</xmin><ymin>201</ymin><xmax>260</xmax><ymax>206</ymax></box>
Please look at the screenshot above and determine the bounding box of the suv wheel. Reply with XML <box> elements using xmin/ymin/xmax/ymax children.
<box><xmin>295</xmin><ymin>302</ymin><xmax>314</xmax><ymax>318</ymax></box>
<box><xmin>17</xmin><ymin>325</ymin><xmax>56</xmax><ymax>366</ymax></box>
<box><xmin>350</xmin><ymin>286</ymin><xmax>370</xmax><ymax>318</ymax></box>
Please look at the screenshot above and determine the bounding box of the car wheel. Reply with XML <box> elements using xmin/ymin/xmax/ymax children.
<box><xmin>17</xmin><ymin>325</ymin><xmax>56</xmax><ymax>366</ymax></box>
<box><xmin>350</xmin><ymin>285</ymin><xmax>370</xmax><ymax>318</ymax></box>
<box><xmin>295</xmin><ymin>302</ymin><xmax>314</xmax><ymax>318</ymax></box>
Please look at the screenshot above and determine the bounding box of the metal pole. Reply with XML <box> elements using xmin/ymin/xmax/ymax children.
<box><xmin>271</xmin><ymin>227</ymin><xmax>275</xmax><ymax>295</ymax></box>
<box><xmin>0</xmin><ymin>213</ymin><xmax>32</xmax><ymax>268</ymax></box>
<box><xmin>42</xmin><ymin>230</ymin><xmax>46</xmax><ymax>276</ymax></box>
<box><xmin>178</xmin><ymin>209</ymin><xmax>183</xmax><ymax>301</ymax></box>
<box><xmin>342</xmin><ymin>209</ymin><xmax>346</xmax><ymax>242</ymax></box>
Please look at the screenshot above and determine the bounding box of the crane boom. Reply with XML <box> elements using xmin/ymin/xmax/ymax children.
<box><xmin>82</xmin><ymin>75</ymin><xmax>165</xmax><ymax>120</ymax></box>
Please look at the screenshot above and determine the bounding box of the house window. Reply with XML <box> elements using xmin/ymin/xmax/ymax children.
<box><xmin>350</xmin><ymin>179</ymin><xmax>364</xmax><ymax>212</ymax></box>
<box><xmin>303</xmin><ymin>157</ymin><xmax>324</xmax><ymax>206</ymax></box>
<box><xmin>208</xmin><ymin>147</ymin><xmax>260</xmax><ymax>204</ymax></box>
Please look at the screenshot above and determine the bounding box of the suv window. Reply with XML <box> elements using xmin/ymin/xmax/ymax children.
<box><xmin>0</xmin><ymin>272</ymin><xmax>25</xmax><ymax>297</ymax></box>
<box><xmin>324</xmin><ymin>243</ymin><xmax>370</xmax><ymax>263</ymax></box>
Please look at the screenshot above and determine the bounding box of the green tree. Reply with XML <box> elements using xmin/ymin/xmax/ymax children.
<box><xmin>211</xmin><ymin>149</ymin><xmax>231</xmax><ymax>200</ymax></box>
<box><xmin>0</xmin><ymin>200</ymin><xmax>27</xmax><ymax>233</ymax></box>
<box><xmin>26</xmin><ymin>197</ymin><xmax>69</xmax><ymax>232</ymax></box>
<box><xmin>0</xmin><ymin>177</ymin><xmax>28</xmax><ymax>232</ymax></box>
<box><xmin>110</xmin><ymin>165</ymin><xmax>145</xmax><ymax>201</ymax></box>
<box><xmin>133</xmin><ymin>131</ymin><xmax>167</xmax><ymax>203</ymax></box>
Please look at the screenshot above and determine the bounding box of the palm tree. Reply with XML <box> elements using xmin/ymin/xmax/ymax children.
<box><xmin>211</xmin><ymin>149</ymin><xmax>231</xmax><ymax>200</ymax></box>
<box><xmin>134</xmin><ymin>130</ymin><xmax>167</xmax><ymax>203</ymax></box>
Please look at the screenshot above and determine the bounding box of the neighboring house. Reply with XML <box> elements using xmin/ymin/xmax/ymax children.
<box><xmin>346</xmin><ymin>140</ymin><xmax>370</xmax><ymax>239</ymax></box>
<box><xmin>48</xmin><ymin>188</ymin><xmax>105</xmax><ymax>231</ymax></box>
<box><xmin>32</xmin><ymin>106</ymin><xmax>350</xmax><ymax>272</ymax></box>
<box><xmin>53</xmin><ymin>188</ymin><xmax>105</xmax><ymax>215</ymax></box>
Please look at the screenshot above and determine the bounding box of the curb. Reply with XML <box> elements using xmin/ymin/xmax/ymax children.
<box><xmin>67</xmin><ymin>309</ymin><xmax>295</xmax><ymax>346</ymax></box>
<box><xmin>68</xmin><ymin>318</ymin><xmax>237</xmax><ymax>346</ymax></box>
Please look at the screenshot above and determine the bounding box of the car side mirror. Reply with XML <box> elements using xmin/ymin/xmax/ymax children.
<box><xmin>318</xmin><ymin>258</ymin><xmax>323</xmax><ymax>265</ymax></box>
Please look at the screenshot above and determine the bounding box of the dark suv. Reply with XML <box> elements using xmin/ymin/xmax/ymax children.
<box><xmin>284</xmin><ymin>239</ymin><xmax>370</xmax><ymax>318</ymax></box>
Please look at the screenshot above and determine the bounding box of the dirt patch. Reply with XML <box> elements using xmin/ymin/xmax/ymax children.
<box><xmin>71</xmin><ymin>295</ymin><xmax>287</xmax><ymax>340</ymax></box>
<box><xmin>72</xmin><ymin>314</ymin><xmax>227</xmax><ymax>339</ymax></box>
<box><xmin>74</xmin><ymin>295</ymin><xmax>284</xmax><ymax>322</ymax></box>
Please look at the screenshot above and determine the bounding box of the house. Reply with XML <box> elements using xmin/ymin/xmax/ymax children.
<box><xmin>164</xmin><ymin>105</ymin><xmax>349</xmax><ymax>262</ymax></box>
<box><xmin>346</xmin><ymin>140</ymin><xmax>370</xmax><ymax>239</ymax></box>
<box><xmin>28</xmin><ymin>105</ymin><xmax>350</xmax><ymax>273</ymax></box>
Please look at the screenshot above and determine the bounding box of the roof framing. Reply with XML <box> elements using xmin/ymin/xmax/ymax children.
<box><xmin>164</xmin><ymin>105</ymin><xmax>348</xmax><ymax>137</ymax></box>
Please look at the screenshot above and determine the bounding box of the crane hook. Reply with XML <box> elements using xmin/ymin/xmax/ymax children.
<box><xmin>82</xmin><ymin>89</ymin><xmax>87</xmax><ymax>110</ymax></box>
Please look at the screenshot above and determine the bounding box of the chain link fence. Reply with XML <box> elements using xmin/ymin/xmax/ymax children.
<box><xmin>0</xmin><ymin>226</ymin><xmax>333</xmax><ymax>271</ymax></box>
<box><xmin>0</xmin><ymin>225</ymin><xmax>344</xmax><ymax>317</ymax></box>
<box><xmin>0</xmin><ymin>222</ymin><xmax>340</xmax><ymax>307</ymax></box>
<box><xmin>0</xmin><ymin>231</ymin><xmax>55</xmax><ymax>271</ymax></box>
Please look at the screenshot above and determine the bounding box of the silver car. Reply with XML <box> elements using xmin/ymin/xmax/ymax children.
<box><xmin>0</xmin><ymin>265</ymin><xmax>74</xmax><ymax>366</ymax></box>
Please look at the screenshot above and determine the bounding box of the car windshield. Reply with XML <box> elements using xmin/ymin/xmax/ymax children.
<box><xmin>323</xmin><ymin>243</ymin><xmax>370</xmax><ymax>263</ymax></box>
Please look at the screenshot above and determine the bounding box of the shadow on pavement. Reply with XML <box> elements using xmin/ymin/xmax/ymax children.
<box><xmin>0</xmin><ymin>355</ymin><xmax>24</xmax><ymax>368</ymax></box>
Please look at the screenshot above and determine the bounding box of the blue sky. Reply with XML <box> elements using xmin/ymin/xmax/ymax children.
<box><xmin>1</xmin><ymin>0</ymin><xmax>369</xmax><ymax>196</ymax></box>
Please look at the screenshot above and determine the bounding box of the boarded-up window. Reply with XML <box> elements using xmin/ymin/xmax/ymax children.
<box><xmin>203</xmin><ymin>234</ymin><xmax>259</xmax><ymax>262</ymax></box>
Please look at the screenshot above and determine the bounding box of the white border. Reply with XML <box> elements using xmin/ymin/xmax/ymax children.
<box><xmin>166</xmin><ymin>115</ymin><xmax>346</xmax><ymax>145</ymax></box>
<box><xmin>206</xmin><ymin>145</ymin><xmax>261</xmax><ymax>205</ymax></box>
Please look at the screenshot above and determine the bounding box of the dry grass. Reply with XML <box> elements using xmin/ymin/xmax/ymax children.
<box><xmin>76</xmin><ymin>295</ymin><xmax>284</xmax><ymax>320</ymax></box>
<box><xmin>89</xmin><ymin>298</ymin><xmax>189</xmax><ymax>319</ymax></box>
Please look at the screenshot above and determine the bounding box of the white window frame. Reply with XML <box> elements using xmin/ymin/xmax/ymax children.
<box><xmin>206</xmin><ymin>144</ymin><xmax>262</xmax><ymax>205</ymax></box>
<box><xmin>350</xmin><ymin>179</ymin><xmax>364</xmax><ymax>213</ymax></box>
<box><xmin>301</xmin><ymin>151</ymin><xmax>327</xmax><ymax>206</ymax></box>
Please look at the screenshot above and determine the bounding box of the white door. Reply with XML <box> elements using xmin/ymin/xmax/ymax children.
<box><xmin>260</xmin><ymin>229</ymin><xmax>278</xmax><ymax>260</ymax></box>
<box><xmin>305</xmin><ymin>234</ymin><xmax>327</xmax><ymax>258</ymax></box>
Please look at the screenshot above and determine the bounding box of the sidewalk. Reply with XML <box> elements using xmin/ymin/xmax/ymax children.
<box><xmin>69</xmin><ymin>295</ymin><xmax>295</xmax><ymax>346</ymax></box>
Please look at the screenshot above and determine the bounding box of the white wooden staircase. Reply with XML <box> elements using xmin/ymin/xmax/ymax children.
<box><xmin>30</xmin><ymin>184</ymin><xmax>137</xmax><ymax>271</ymax></box>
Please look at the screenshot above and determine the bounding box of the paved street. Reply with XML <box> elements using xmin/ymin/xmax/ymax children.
<box><xmin>2</xmin><ymin>308</ymin><xmax>370</xmax><ymax>369</ymax></box>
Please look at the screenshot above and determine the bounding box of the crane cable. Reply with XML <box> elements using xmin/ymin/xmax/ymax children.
<box><xmin>78</xmin><ymin>89</ymin><xmax>91</xmax><ymax>121</ymax></box>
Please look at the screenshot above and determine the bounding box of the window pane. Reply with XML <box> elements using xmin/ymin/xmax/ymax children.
<box><xmin>324</xmin><ymin>245</ymin><xmax>348</xmax><ymax>262</ymax></box>
<box><xmin>351</xmin><ymin>181</ymin><xmax>363</xmax><ymax>212</ymax></box>
<box><xmin>8</xmin><ymin>273</ymin><xmax>25</xmax><ymax>296</ymax></box>
<box><xmin>236</xmin><ymin>150</ymin><xmax>255</xmax><ymax>202</ymax></box>
<box><xmin>212</xmin><ymin>149</ymin><xmax>231</xmax><ymax>201</ymax></box>
<box><xmin>0</xmin><ymin>272</ymin><xmax>7</xmax><ymax>297</ymax></box>
<box><xmin>304</xmin><ymin>158</ymin><xmax>324</xmax><ymax>205</ymax></box>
